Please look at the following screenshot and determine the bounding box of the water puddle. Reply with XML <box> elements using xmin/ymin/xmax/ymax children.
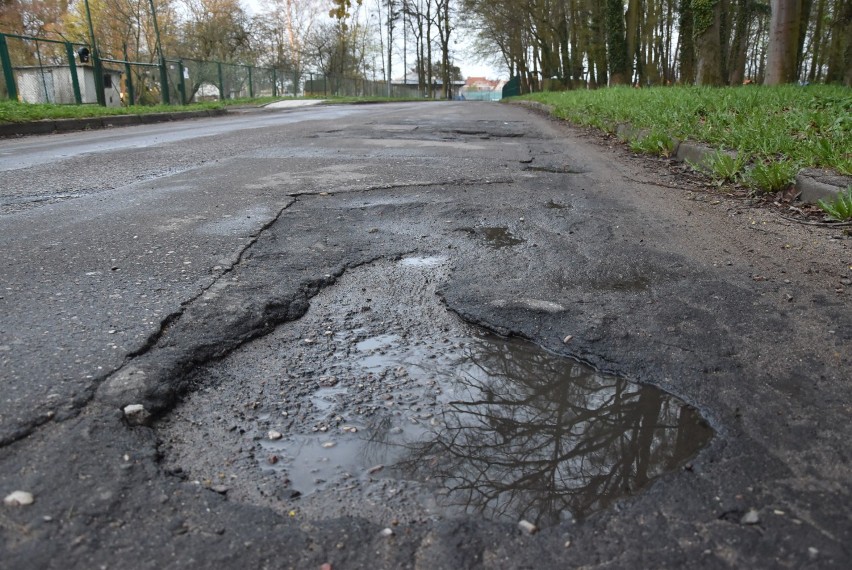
<box><xmin>264</xmin><ymin>331</ymin><xmax>710</xmax><ymax>526</ymax></box>
<box><xmin>391</xmin><ymin>334</ymin><xmax>711</xmax><ymax>524</ymax></box>
<box><xmin>160</xmin><ymin>257</ymin><xmax>711</xmax><ymax>527</ymax></box>
<box><xmin>458</xmin><ymin>226</ymin><xmax>525</xmax><ymax>248</ymax></box>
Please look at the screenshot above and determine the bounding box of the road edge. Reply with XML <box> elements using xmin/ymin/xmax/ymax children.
<box><xmin>0</xmin><ymin>108</ymin><xmax>228</xmax><ymax>138</ymax></box>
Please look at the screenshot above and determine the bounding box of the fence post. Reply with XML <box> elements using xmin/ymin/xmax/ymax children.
<box><xmin>122</xmin><ymin>45</ymin><xmax>134</xmax><ymax>106</ymax></box>
<box><xmin>247</xmin><ymin>65</ymin><xmax>253</xmax><ymax>98</ymax></box>
<box><xmin>177</xmin><ymin>60</ymin><xmax>186</xmax><ymax>104</ymax></box>
<box><xmin>159</xmin><ymin>58</ymin><xmax>170</xmax><ymax>105</ymax></box>
<box><xmin>82</xmin><ymin>0</ymin><xmax>106</xmax><ymax>105</ymax></box>
<box><xmin>217</xmin><ymin>62</ymin><xmax>225</xmax><ymax>100</ymax></box>
<box><xmin>64</xmin><ymin>42</ymin><xmax>83</xmax><ymax>104</ymax></box>
<box><xmin>0</xmin><ymin>34</ymin><xmax>15</xmax><ymax>101</ymax></box>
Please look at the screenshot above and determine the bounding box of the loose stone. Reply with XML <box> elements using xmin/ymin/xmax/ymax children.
<box><xmin>123</xmin><ymin>404</ymin><xmax>150</xmax><ymax>425</ymax></box>
<box><xmin>380</xmin><ymin>528</ymin><xmax>394</xmax><ymax>537</ymax></box>
<box><xmin>518</xmin><ymin>520</ymin><xmax>538</xmax><ymax>534</ymax></box>
<box><xmin>808</xmin><ymin>547</ymin><xmax>819</xmax><ymax>560</ymax></box>
<box><xmin>4</xmin><ymin>491</ymin><xmax>34</xmax><ymax>506</ymax></box>
<box><xmin>268</xmin><ymin>430</ymin><xmax>283</xmax><ymax>440</ymax></box>
<box><xmin>740</xmin><ymin>509</ymin><xmax>760</xmax><ymax>525</ymax></box>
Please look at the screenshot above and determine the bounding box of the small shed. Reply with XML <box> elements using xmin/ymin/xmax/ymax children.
<box><xmin>14</xmin><ymin>64</ymin><xmax>124</xmax><ymax>106</ymax></box>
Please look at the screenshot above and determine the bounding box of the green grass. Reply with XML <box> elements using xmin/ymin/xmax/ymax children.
<box><xmin>0</xmin><ymin>95</ymin><xmax>432</xmax><ymax>124</ymax></box>
<box><xmin>519</xmin><ymin>85</ymin><xmax>852</xmax><ymax>186</ymax></box>
<box><xmin>817</xmin><ymin>186</ymin><xmax>852</xmax><ymax>221</ymax></box>
<box><xmin>0</xmin><ymin>99</ymin><xmax>225</xmax><ymax>123</ymax></box>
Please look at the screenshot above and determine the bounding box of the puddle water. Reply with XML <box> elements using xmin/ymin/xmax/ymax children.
<box><xmin>457</xmin><ymin>226</ymin><xmax>525</xmax><ymax>248</ymax></box>
<box><xmin>391</xmin><ymin>335</ymin><xmax>711</xmax><ymax>524</ymax></box>
<box><xmin>161</xmin><ymin>256</ymin><xmax>711</xmax><ymax>528</ymax></box>
<box><xmin>264</xmin><ymin>331</ymin><xmax>711</xmax><ymax>526</ymax></box>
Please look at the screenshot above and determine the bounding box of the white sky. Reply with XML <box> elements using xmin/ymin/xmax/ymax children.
<box><xmin>241</xmin><ymin>0</ymin><xmax>506</xmax><ymax>80</ymax></box>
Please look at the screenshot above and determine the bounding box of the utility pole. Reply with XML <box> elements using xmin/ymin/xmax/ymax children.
<box><xmin>82</xmin><ymin>0</ymin><xmax>106</xmax><ymax>105</ymax></box>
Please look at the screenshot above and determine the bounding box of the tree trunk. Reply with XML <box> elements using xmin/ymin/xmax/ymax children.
<box><xmin>764</xmin><ymin>0</ymin><xmax>803</xmax><ymax>84</ymax></box>
<box><xmin>693</xmin><ymin>0</ymin><xmax>725</xmax><ymax>85</ymax></box>
<box><xmin>807</xmin><ymin>0</ymin><xmax>826</xmax><ymax>81</ymax></box>
<box><xmin>606</xmin><ymin>0</ymin><xmax>630</xmax><ymax>84</ymax></box>
<box><xmin>728</xmin><ymin>0</ymin><xmax>752</xmax><ymax>84</ymax></box>
<box><xmin>679</xmin><ymin>0</ymin><xmax>696</xmax><ymax>83</ymax></box>
<box><xmin>626</xmin><ymin>0</ymin><xmax>641</xmax><ymax>83</ymax></box>
<box><xmin>826</xmin><ymin>0</ymin><xmax>852</xmax><ymax>85</ymax></box>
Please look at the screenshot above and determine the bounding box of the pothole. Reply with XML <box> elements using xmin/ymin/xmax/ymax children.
<box><xmin>457</xmin><ymin>226</ymin><xmax>525</xmax><ymax>248</ymax></box>
<box><xmin>158</xmin><ymin>256</ymin><xmax>711</xmax><ymax>528</ymax></box>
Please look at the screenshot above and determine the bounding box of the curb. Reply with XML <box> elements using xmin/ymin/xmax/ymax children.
<box><xmin>0</xmin><ymin>108</ymin><xmax>228</xmax><ymax>138</ymax></box>
<box><xmin>509</xmin><ymin>100</ymin><xmax>850</xmax><ymax>205</ymax></box>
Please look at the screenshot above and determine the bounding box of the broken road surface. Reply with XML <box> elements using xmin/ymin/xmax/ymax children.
<box><xmin>1</xmin><ymin>102</ymin><xmax>850</xmax><ymax>568</ymax></box>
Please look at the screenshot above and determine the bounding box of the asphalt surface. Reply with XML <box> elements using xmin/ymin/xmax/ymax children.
<box><xmin>1</xmin><ymin>102</ymin><xmax>850</xmax><ymax>568</ymax></box>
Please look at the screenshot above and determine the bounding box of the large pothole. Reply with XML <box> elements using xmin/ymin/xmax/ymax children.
<box><xmin>158</xmin><ymin>256</ymin><xmax>711</xmax><ymax>528</ymax></box>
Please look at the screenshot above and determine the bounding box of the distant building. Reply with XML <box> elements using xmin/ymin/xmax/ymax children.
<box><xmin>392</xmin><ymin>72</ymin><xmax>466</xmax><ymax>98</ymax></box>
<box><xmin>14</xmin><ymin>64</ymin><xmax>124</xmax><ymax>107</ymax></box>
<box><xmin>460</xmin><ymin>77</ymin><xmax>507</xmax><ymax>101</ymax></box>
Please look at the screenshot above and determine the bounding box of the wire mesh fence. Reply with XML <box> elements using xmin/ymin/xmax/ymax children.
<box><xmin>303</xmin><ymin>75</ymin><xmax>412</xmax><ymax>98</ymax></box>
<box><xmin>1</xmin><ymin>31</ymin><xmax>453</xmax><ymax>107</ymax></box>
<box><xmin>0</xmin><ymin>32</ymin><xmax>286</xmax><ymax>107</ymax></box>
<box><xmin>0</xmin><ymin>33</ymin><xmax>92</xmax><ymax>105</ymax></box>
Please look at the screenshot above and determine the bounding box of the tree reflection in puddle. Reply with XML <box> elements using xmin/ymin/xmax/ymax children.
<box><xmin>395</xmin><ymin>334</ymin><xmax>712</xmax><ymax>527</ymax></box>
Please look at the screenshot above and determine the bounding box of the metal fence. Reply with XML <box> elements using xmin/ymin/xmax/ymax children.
<box><xmin>303</xmin><ymin>75</ymin><xmax>416</xmax><ymax>98</ymax></box>
<box><xmin>0</xmin><ymin>31</ymin><xmax>283</xmax><ymax>107</ymax></box>
<box><xmin>0</xmin><ymin>33</ymin><xmax>91</xmax><ymax>104</ymax></box>
<box><xmin>462</xmin><ymin>91</ymin><xmax>502</xmax><ymax>102</ymax></box>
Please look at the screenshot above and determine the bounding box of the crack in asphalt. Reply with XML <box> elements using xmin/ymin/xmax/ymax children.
<box><xmin>283</xmin><ymin>176</ymin><xmax>517</xmax><ymax>198</ymax></box>
<box><xmin>127</xmin><ymin>199</ymin><xmax>298</xmax><ymax>358</ymax></box>
<box><xmin>0</xmin><ymin>200</ymin><xmax>297</xmax><ymax>449</ymax></box>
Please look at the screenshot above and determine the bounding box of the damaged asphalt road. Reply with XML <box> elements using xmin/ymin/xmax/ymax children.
<box><xmin>1</xmin><ymin>102</ymin><xmax>850</xmax><ymax>568</ymax></box>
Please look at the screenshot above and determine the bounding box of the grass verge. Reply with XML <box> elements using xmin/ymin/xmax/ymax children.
<box><xmin>519</xmin><ymin>85</ymin><xmax>852</xmax><ymax>191</ymax></box>
<box><xmin>0</xmin><ymin>95</ymin><xmax>429</xmax><ymax>124</ymax></box>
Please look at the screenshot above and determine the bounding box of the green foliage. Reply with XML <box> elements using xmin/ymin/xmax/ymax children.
<box><xmin>0</xmin><ymin>99</ymin><xmax>237</xmax><ymax>123</ymax></box>
<box><xmin>745</xmin><ymin>161</ymin><xmax>798</xmax><ymax>193</ymax></box>
<box><xmin>629</xmin><ymin>131</ymin><xmax>677</xmax><ymax>157</ymax></box>
<box><xmin>522</xmin><ymin>85</ymin><xmax>851</xmax><ymax>176</ymax></box>
<box><xmin>691</xmin><ymin>0</ymin><xmax>719</xmax><ymax>38</ymax></box>
<box><xmin>704</xmin><ymin>150</ymin><xmax>747</xmax><ymax>184</ymax></box>
<box><xmin>817</xmin><ymin>186</ymin><xmax>852</xmax><ymax>222</ymax></box>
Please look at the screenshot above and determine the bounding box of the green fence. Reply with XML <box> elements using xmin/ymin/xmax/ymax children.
<box><xmin>303</xmin><ymin>75</ymin><xmax>410</xmax><ymax>98</ymax></box>
<box><xmin>0</xmin><ymin>31</ymin><xmax>282</xmax><ymax>107</ymax></box>
<box><xmin>0</xmin><ymin>33</ymin><xmax>90</xmax><ymax>105</ymax></box>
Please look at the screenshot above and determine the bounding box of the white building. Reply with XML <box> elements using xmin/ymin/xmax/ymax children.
<box><xmin>14</xmin><ymin>65</ymin><xmax>124</xmax><ymax>107</ymax></box>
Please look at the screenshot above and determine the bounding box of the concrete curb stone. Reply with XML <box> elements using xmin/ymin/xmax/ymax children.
<box><xmin>796</xmin><ymin>168</ymin><xmax>852</xmax><ymax>203</ymax></box>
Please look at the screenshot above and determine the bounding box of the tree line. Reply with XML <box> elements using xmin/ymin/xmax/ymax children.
<box><xmin>2</xmin><ymin>0</ymin><xmax>850</xmax><ymax>96</ymax></box>
<box><xmin>0</xmin><ymin>0</ymin><xmax>462</xmax><ymax>98</ymax></box>
<box><xmin>463</xmin><ymin>0</ymin><xmax>851</xmax><ymax>91</ymax></box>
